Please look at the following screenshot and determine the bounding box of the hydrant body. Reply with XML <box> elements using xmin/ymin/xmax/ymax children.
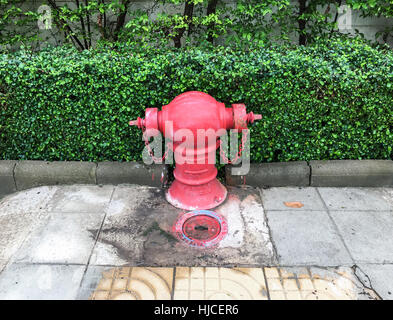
<box><xmin>130</xmin><ymin>91</ymin><xmax>261</xmax><ymax>210</ymax></box>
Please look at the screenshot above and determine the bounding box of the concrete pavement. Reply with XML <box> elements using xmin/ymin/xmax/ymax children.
<box><xmin>0</xmin><ymin>184</ymin><xmax>392</xmax><ymax>300</ymax></box>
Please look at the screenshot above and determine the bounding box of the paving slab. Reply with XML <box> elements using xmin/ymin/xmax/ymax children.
<box><xmin>260</xmin><ymin>187</ymin><xmax>325</xmax><ymax>211</ymax></box>
<box><xmin>46</xmin><ymin>185</ymin><xmax>114</xmax><ymax>213</ymax></box>
<box><xmin>330</xmin><ymin>210</ymin><xmax>393</xmax><ymax>263</ymax></box>
<box><xmin>0</xmin><ymin>211</ymin><xmax>49</xmax><ymax>266</ymax></box>
<box><xmin>356</xmin><ymin>264</ymin><xmax>393</xmax><ymax>300</ymax></box>
<box><xmin>317</xmin><ymin>187</ymin><xmax>393</xmax><ymax>211</ymax></box>
<box><xmin>266</xmin><ymin>210</ymin><xmax>352</xmax><ymax>266</ymax></box>
<box><xmin>0</xmin><ymin>187</ymin><xmax>59</xmax><ymax>266</ymax></box>
<box><xmin>89</xmin><ymin>186</ymin><xmax>275</xmax><ymax>266</ymax></box>
<box><xmin>0</xmin><ymin>186</ymin><xmax>58</xmax><ymax>216</ymax></box>
<box><xmin>14</xmin><ymin>210</ymin><xmax>106</xmax><ymax>264</ymax></box>
<box><xmin>0</xmin><ymin>263</ymin><xmax>85</xmax><ymax>300</ymax></box>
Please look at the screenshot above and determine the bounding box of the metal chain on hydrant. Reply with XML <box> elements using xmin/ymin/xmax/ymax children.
<box><xmin>142</xmin><ymin>126</ymin><xmax>171</xmax><ymax>163</ymax></box>
<box><xmin>142</xmin><ymin>125</ymin><xmax>248</xmax><ymax>165</ymax></box>
<box><xmin>219</xmin><ymin>130</ymin><xmax>248</xmax><ymax>164</ymax></box>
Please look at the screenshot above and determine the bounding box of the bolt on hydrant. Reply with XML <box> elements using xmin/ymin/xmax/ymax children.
<box><xmin>129</xmin><ymin>91</ymin><xmax>261</xmax><ymax>210</ymax></box>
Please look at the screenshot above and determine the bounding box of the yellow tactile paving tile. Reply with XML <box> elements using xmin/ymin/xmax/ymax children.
<box><xmin>90</xmin><ymin>267</ymin><xmax>173</xmax><ymax>300</ymax></box>
<box><xmin>89</xmin><ymin>266</ymin><xmax>378</xmax><ymax>300</ymax></box>
<box><xmin>173</xmin><ymin>267</ymin><xmax>268</xmax><ymax>300</ymax></box>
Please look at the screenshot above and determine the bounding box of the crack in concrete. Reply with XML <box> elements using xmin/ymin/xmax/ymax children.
<box><xmin>78</xmin><ymin>186</ymin><xmax>117</xmax><ymax>293</ymax></box>
<box><xmin>315</xmin><ymin>187</ymin><xmax>356</xmax><ymax>264</ymax></box>
<box><xmin>307</xmin><ymin>161</ymin><xmax>312</xmax><ymax>186</ymax></box>
<box><xmin>257</xmin><ymin>187</ymin><xmax>279</xmax><ymax>264</ymax></box>
<box><xmin>11</xmin><ymin>161</ymin><xmax>17</xmax><ymax>191</ymax></box>
<box><xmin>93</xmin><ymin>162</ymin><xmax>98</xmax><ymax>185</ymax></box>
<box><xmin>351</xmin><ymin>265</ymin><xmax>382</xmax><ymax>300</ymax></box>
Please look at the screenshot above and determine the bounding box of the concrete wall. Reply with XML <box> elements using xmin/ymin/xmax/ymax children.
<box><xmin>335</xmin><ymin>4</ymin><xmax>393</xmax><ymax>46</ymax></box>
<box><xmin>3</xmin><ymin>0</ymin><xmax>393</xmax><ymax>50</ymax></box>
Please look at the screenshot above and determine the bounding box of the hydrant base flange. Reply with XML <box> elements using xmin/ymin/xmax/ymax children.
<box><xmin>166</xmin><ymin>178</ymin><xmax>227</xmax><ymax>210</ymax></box>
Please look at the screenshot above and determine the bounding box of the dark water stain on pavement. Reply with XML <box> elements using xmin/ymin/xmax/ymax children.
<box><xmin>90</xmin><ymin>186</ymin><xmax>275</xmax><ymax>266</ymax></box>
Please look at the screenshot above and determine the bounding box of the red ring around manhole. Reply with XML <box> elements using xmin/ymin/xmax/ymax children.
<box><xmin>173</xmin><ymin>210</ymin><xmax>228</xmax><ymax>248</ymax></box>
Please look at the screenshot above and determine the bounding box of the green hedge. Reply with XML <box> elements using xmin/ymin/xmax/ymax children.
<box><xmin>1</xmin><ymin>37</ymin><xmax>392</xmax><ymax>162</ymax></box>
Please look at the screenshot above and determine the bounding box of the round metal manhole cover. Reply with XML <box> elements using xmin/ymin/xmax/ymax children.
<box><xmin>173</xmin><ymin>210</ymin><xmax>228</xmax><ymax>248</ymax></box>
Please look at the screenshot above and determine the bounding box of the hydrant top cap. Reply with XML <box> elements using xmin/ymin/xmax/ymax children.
<box><xmin>171</xmin><ymin>91</ymin><xmax>217</xmax><ymax>103</ymax></box>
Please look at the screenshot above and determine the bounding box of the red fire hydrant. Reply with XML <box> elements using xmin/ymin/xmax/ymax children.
<box><xmin>129</xmin><ymin>91</ymin><xmax>261</xmax><ymax>210</ymax></box>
